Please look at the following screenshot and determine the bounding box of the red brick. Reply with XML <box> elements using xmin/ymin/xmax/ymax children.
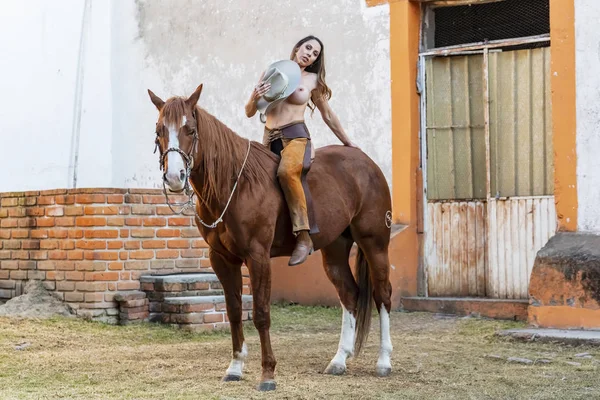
<box><xmin>47</xmin><ymin>229</ymin><xmax>68</xmax><ymax>239</ymax></box>
<box><xmin>191</xmin><ymin>239</ymin><xmax>209</xmax><ymax>249</ymax></box>
<box><xmin>175</xmin><ymin>259</ymin><xmax>199</xmax><ymax>269</ymax></box>
<box><xmin>1</xmin><ymin>261</ymin><xmax>19</xmax><ymax>270</ymax></box>
<box><xmin>29</xmin><ymin>251</ymin><xmax>47</xmax><ymax>260</ymax></box>
<box><xmin>124</xmin><ymin>241</ymin><xmax>140</xmax><ymax>250</ymax></box>
<box><xmin>1</xmin><ymin>219</ymin><xmax>18</xmax><ymax>228</ymax></box>
<box><xmin>68</xmin><ymin>229</ymin><xmax>84</xmax><ymax>239</ymax></box>
<box><xmin>86</xmin><ymin>251</ymin><xmax>119</xmax><ymax>261</ymax></box>
<box><xmin>86</xmin><ymin>272</ymin><xmax>119</xmax><ymax>281</ymax></box>
<box><xmin>64</xmin><ymin>206</ymin><xmax>84</xmax><ymax>216</ymax></box>
<box><xmin>142</xmin><ymin>195</ymin><xmax>166</xmax><ymax>204</ymax></box>
<box><xmin>167</xmin><ymin>240</ymin><xmax>189</xmax><ymax>249</ymax></box>
<box><xmin>48</xmin><ymin>250</ymin><xmax>67</xmax><ymax>260</ymax></box>
<box><xmin>109</xmin><ymin>262</ymin><xmax>124</xmax><ymax>271</ymax></box>
<box><xmin>108</xmin><ymin>217</ymin><xmax>124</xmax><ymax>227</ymax></box>
<box><xmin>156</xmin><ymin>249</ymin><xmax>179</xmax><ymax>259</ymax></box>
<box><xmin>108</xmin><ymin>241</ymin><xmax>123</xmax><ymax>250</ymax></box>
<box><xmin>37</xmin><ymin>261</ymin><xmax>56</xmax><ymax>270</ymax></box>
<box><xmin>117</xmin><ymin>281</ymin><xmax>140</xmax><ymax>290</ymax></box>
<box><xmin>75</xmin><ymin>281</ymin><xmax>107</xmax><ymax>292</ymax></box>
<box><xmin>169</xmin><ymin>217</ymin><xmax>191</xmax><ymax>226</ymax></box>
<box><xmin>85</xmin><ymin>293</ymin><xmax>105</xmax><ymax>302</ymax></box>
<box><xmin>124</xmin><ymin>194</ymin><xmax>142</xmax><ymax>204</ymax></box>
<box><xmin>65</xmin><ymin>292</ymin><xmax>85</xmax><ymax>302</ymax></box>
<box><xmin>131</xmin><ymin>205</ymin><xmax>155</xmax><ymax>215</ymax></box>
<box><xmin>28</xmin><ymin>271</ymin><xmax>45</xmax><ymax>280</ymax></box>
<box><xmin>120</xmin><ymin>271</ymin><xmax>131</xmax><ymax>280</ymax></box>
<box><xmin>75</xmin><ymin>194</ymin><xmax>106</xmax><ymax>204</ymax></box>
<box><xmin>67</xmin><ymin>251</ymin><xmax>84</xmax><ymax>260</ymax></box>
<box><xmin>31</xmin><ymin>230</ymin><xmax>49</xmax><ymax>239</ymax></box>
<box><xmin>0</xmin><ymin>230</ymin><xmax>10</xmax><ymax>240</ymax></box>
<box><xmin>25</xmin><ymin>208</ymin><xmax>45</xmax><ymax>217</ymax></box>
<box><xmin>124</xmin><ymin>261</ymin><xmax>149</xmax><ymax>270</ymax></box>
<box><xmin>143</xmin><ymin>217</ymin><xmax>166</xmax><ymax>227</ymax></box>
<box><xmin>203</xmin><ymin>313</ymin><xmax>224</xmax><ymax>323</ymax></box>
<box><xmin>36</xmin><ymin>217</ymin><xmax>55</xmax><ymax>227</ymax></box>
<box><xmin>84</xmin><ymin>206</ymin><xmax>120</xmax><ymax>215</ymax></box>
<box><xmin>142</xmin><ymin>240</ymin><xmax>165</xmax><ymax>249</ymax></box>
<box><xmin>76</xmin><ymin>240</ymin><xmax>106</xmax><ymax>250</ymax></box>
<box><xmin>12</xmin><ymin>229</ymin><xmax>30</xmax><ymax>239</ymax></box>
<box><xmin>46</xmin><ymin>207</ymin><xmax>64</xmax><ymax>217</ymax></box>
<box><xmin>156</xmin><ymin>229</ymin><xmax>181</xmax><ymax>238</ymax></box>
<box><xmin>23</xmin><ymin>196</ymin><xmax>38</xmax><ymax>206</ymax></box>
<box><xmin>125</xmin><ymin>217</ymin><xmax>142</xmax><ymax>226</ymax></box>
<box><xmin>0</xmin><ymin>208</ymin><xmax>7</xmax><ymax>218</ymax></box>
<box><xmin>19</xmin><ymin>261</ymin><xmax>36</xmax><ymax>270</ymax></box>
<box><xmin>65</xmin><ymin>271</ymin><xmax>84</xmax><ymax>281</ymax></box>
<box><xmin>1</xmin><ymin>198</ymin><xmax>18</xmax><ymax>207</ymax></box>
<box><xmin>180</xmin><ymin>249</ymin><xmax>204</xmax><ymax>258</ymax></box>
<box><xmin>76</xmin><ymin>217</ymin><xmax>106</xmax><ymax>227</ymax></box>
<box><xmin>56</xmin><ymin>281</ymin><xmax>75</xmax><ymax>291</ymax></box>
<box><xmin>55</xmin><ymin>195</ymin><xmax>75</xmax><ymax>205</ymax></box>
<box><xmin>38</xmin><ymin>196</ymin><xmax>55</xmax><ymax>206</ymax></box>
<box><xmin>46</xmin><ymin>271</ymin><xmax>65</xmax><ymax>280</ymax></box>
<box><xmin>56</xmin><ymin>217</ymin><xmax>76</xmax><ymax>227</ymax></box>
<box><xmin>56</xmin><ymin>261</ymin><xmax>76</xmax><ymax>271</ymax></box>
<box><xmin>107</xmin><ymin>194</ymin><xmax>124</xmax><ymax>204</ymax></box>
<box><xmin>120</xmin><ymin>229</ymin><xmax>129</xmax><ymax>238</ymax></box>
<box><xmin>22</xmin><ymin>240</ymin><xmax>40</xmax><ymax>250</ymax></box>
<box><xmin>3</xmin><ymin>240</ymin><xmax>20</xmax><ymax>250</ymax></box>
<box><xmin>85</xmin><ymin>230</ymin><xmax>118</xmax><ymax>239</ymax></box>
<box><xmin>180</xmin><ymin>228</ymin><xmax>201</xmax><ymax>238</ymax></box>
<box><xmin>10</xmin><ymin>270</ymin><xmax>27</xmax><ymax>280</ymax></box>
<box><xmin>59</xmin><ymin>240</ymin><xmax>76</xmax><ymax>250</ymax></box>
<box><xmin>0</xmin><ymin>251</ymin><xmax>10</xmax><ymax>259</ymax></box>
<box><xmin>119</xmin><ymin>251</ymin><xmax>129</xmax><ymax>260</ymax></box>
<box><xmin>130</xmin><ymin>250</ymin><xmax>154</xmax><ymax>260</ymax></box>
<box><xmin>156</xmin><ymin>206</ymin><xmax>177</xmax><ymax>215</ymax></box>
<box><xmin>131</xmin><ymin>228</ymin><xmax>154</xmax><ymax>238</ymax></box>
<box><xmin>9</xmin><ymin>208</ymin><xmax>27</xmax><ymax>217</ymax></box>
<box><xmin>18</xmin><ymin>218</ymin><xmax>36</xmax><ymax>228</ymax></box>
<box><xmin>12</xmin><ymin>251</ymin><xmax>29</xmax><ymax>260</ymax></box>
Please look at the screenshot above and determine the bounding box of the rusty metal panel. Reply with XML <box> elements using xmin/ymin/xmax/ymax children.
<box><xmin>426</xmin><ymin>201</ymin><xmax>486</xmax><ymax>296</ymax></box>
<box><xmin>488</xmin><ymin>47</ymin><xmax>553</xmax><ymax>197</ymax></box>
<box><xmin>487</xmin><ymin>197</ymin><xmax>556</xmax><ymax>299</ymax></box>
<box><xmin>425</xmin><ymin>55</ymin><xmax>486</xmax><ymax>200</ymax></box>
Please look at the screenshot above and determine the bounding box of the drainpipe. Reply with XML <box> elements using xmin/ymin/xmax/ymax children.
<box><xmin>68</xmin><ymin>0</ymin><xmax>92</xmax><ymax>189</ymax></box>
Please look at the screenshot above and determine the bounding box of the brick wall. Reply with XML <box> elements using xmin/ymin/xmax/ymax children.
<box><xmin>0</xmin><ymin>188</ymin><xmax>250</xmax><ymax>323</ymax></box>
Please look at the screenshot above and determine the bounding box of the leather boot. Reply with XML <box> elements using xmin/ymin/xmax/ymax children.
<box><xmin>289</xmin><ymin>230</ymin><xmax>313</xmax><ymax>266</ymax></box>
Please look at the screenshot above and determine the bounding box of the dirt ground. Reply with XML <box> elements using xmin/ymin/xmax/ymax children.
<box><xmin>0</xmin><ymin>304</ymin><xmax>597</xmax><ymax>400</ymax></box>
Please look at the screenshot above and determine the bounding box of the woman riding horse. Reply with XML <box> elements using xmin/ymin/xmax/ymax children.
<box><xmin>244</xmin><ymin>35</ymin><xmax>358</xmax><ymax>266</ymax></box>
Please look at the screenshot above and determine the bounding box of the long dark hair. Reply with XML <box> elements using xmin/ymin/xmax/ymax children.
<box><xmin>290</xmin><ymin>35</ymin><xmax>332</xmax><ymax>114</ymax></box>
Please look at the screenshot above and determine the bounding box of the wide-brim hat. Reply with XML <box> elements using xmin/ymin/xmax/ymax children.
<box><xmin>256</xmin><ymin>60</ymin><xmax>301</xmax><ymax>116</ymax></box>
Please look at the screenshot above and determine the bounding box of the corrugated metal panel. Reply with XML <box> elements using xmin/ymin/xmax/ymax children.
<box><xmin>426</xmin><ymin>201</ymin><xmax>486</xmax><ymax>296</ymax></box>
<box><xmin>487</xmin><ymin>197</ymin><xmax>556</xmax><ymax>299</ymax></box>
<box><xmin>488</xmin><ymin>47</ymin><xmax>553</xmax><ymax>197</ymax></box>
<box><xmin>425</xmin><ymin>55</ymin><xmax>486</xmax><ymax>200</ymax></box>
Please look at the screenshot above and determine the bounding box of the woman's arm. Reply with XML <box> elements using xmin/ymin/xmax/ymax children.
<box><xmin>245</xmin><ymin>71</ymin><xmax>269</xmax><ymax>118</ymax></box>
<box><xmin>314</xmin><ymin>96</ymin><xmax>358</xmax><ymax>148</ymax></box>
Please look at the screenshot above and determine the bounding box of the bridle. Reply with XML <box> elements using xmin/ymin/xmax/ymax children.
<box><xmin>154</xmin><ymin>109</ymin><xmax>251</xmax><ymax>229</ymax></box>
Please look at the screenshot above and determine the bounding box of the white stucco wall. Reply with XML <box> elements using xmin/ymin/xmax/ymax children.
<box><xmin>0</xmin><ymin>0</ymin><xmax>391</xmax><ymax>192</ymax></box>
<box><xmin>575</xmin><ymin>0</ymin><xmax>600</xmax><ymax>233</ymax></box>
<box><xmin>0</xmin><ymin>0</ymin><xmax>113</xmax><ymax>192</ymax></box>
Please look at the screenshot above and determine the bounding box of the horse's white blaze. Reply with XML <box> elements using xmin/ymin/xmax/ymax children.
<box><xmin>164</xmin><ymin>116</ymin><xmax>186</xmax><ymax>189</ymax></box>
<box><xmin>329</xmin><ymin>305</ymin><xmax>355</xmax><ymax>368</ymax></box>
<box><xmin>226</xmin><ymin>342</ymin><xmax>247</xmax><ymax>377</ymax></box>
<box><xmin>376</xmin><ymin>304</ymin><xmax>393</xmax><ymax>372</ymax></box>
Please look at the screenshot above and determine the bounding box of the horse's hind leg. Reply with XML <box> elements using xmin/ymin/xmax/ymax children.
<box><xmin>320</xmin><ymin>236</ymin><xmax>358</xmax><ymax>376</ymax></box>
<box><xmin>352</xmin><ymin>233</ymin><xmax>393</xmax><ymax>377</ymax></box>
<box><xmin>209</xmin><ymin>249</ymin><xmax>247</xmax><ymax>382</ymax></box>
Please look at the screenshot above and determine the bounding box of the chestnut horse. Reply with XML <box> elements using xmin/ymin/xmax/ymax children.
<box><xmin>148</xmin><ymin>84</ymin><xmax>393</xmax><ymax>391</ymax></box>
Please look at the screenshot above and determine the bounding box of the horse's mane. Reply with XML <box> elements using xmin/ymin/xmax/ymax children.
<box><xmin>160</xmin><ymin>97</ymin><xmax>277</xmax><ymax>205</ymax></box>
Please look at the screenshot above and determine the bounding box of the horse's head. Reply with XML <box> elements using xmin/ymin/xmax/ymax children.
<box><xmin>147</xmin><ymin>84</ymin><xmax>203</xmax><ymax>192</ymax></box>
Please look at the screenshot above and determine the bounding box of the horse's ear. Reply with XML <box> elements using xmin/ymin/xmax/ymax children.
<box><xmin>186</xmin><ymin>84</ymin><xmax>203</xmax><ymax>108</ymax></box>
<box><xmin>148</xmin><ymin>89</ymin><xmax>165</xmax><ymax>111</ymax></box>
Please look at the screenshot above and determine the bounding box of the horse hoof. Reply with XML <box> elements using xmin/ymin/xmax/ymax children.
<box><xmin>376</xmin><ymin>366</ymin><xmax>392</xmax><ymax>377</ymax></box>
<box><xmin>257</xmin><ymin>380</ymin><xmax>277</xmax><ymax>391</ymax></box>
<box><xmin>324</xmin><ymin>362</ymin><xmax>346</xmax><ymax>376</ymax></box>
<box><xmin>222</xmin><ymin>374</ymin><xmax>241</xmax><ymax>382</ymax></box>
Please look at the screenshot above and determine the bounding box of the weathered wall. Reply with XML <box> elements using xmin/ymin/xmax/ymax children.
<box><xmin>0</xmin><ymin>0</ymin><xmax>113</xmax><ymax>192</ymax></box>
<box><xmin>112</xmin><ymin>0</ymin><xmax>391</xmax><ymax>188</ymax></box>
<box><xmin>0</xmin><ymin>1</ymin><xmax>391</xmax><ymax>192</ymax></box>
<box><xmin>575</xmin><ymin>0</ymin><xmax>600</xmax><ymax>233</ymax></box>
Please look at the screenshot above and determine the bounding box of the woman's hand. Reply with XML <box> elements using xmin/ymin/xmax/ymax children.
<box><xmin>251</xmin><ymin>81</ymin><xmax>271</xmax><ymax>103</ymax></box>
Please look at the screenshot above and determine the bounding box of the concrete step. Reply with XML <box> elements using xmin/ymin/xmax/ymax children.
<box><xmin>401</xmin><ymin>296</ymin><xmax>529</xmax><ymax>321</ymax></box>
<box><xmin>141</xmin><ymin>273</ymin><xmax>225</xmax><ymax>304</ymax></box>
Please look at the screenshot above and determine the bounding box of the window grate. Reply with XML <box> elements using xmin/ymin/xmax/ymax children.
<box><xmin>431</xmin><ymin>0</ymin><xmax>550</xmax><ymax>49</ymax></box>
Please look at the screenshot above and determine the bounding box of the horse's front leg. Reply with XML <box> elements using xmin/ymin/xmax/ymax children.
<box><xmin>208</xmin><ymin>249</ymin><xmax>246</xmax><ymax>381</ymax></box>
<box><xmin>246</xmin><ymin>253</ymin><xmax>277</xmax><ymax>391</ymax></box>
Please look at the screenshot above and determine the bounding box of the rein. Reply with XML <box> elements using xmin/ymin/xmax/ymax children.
<box><xmin>155</xmin><ymin>113</ymin><xmax>251</xmax><ymax>229</ymax></box>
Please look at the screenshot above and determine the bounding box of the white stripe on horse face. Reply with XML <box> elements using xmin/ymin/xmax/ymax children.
<box><xmin>376</xmin><ymin>304</ymin><xmax>393</xmax><ymax>376</ymax></box>
<box><xmin>225</xmin><ymin>342</ymin><xmax>247</xmax><ymax>378</ymax></box>
<box><xmin>164</xmin><ymin>116</ymin><xmax>186</xmax><ymax>189</ymax></box>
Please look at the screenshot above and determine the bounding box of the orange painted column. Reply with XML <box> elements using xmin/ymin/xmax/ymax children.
<box><xmin>550</xmin><ymin>0</ymin><xmax>578</xmax><ymax>231</ymax></box>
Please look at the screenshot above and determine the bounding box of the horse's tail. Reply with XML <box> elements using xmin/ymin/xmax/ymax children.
<box><xmin>354</xmin><ymin>247</ymin><xmax>372</xmax><ymax>357</ymax></box>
